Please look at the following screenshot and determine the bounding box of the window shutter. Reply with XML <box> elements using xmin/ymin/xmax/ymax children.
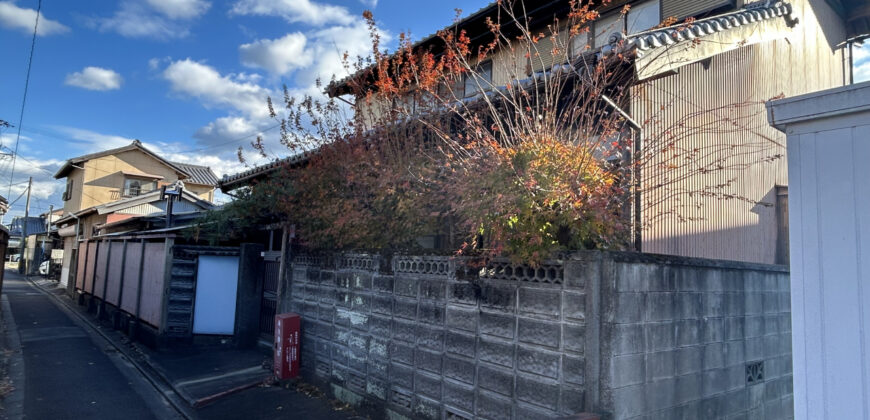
<box><xmin>661</xmin><ymin>0</ymin><xmax>734</xmax><ymax>20</ymax></box>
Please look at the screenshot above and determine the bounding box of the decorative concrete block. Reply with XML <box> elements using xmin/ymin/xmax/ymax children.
<box><xmin>479</xmin><ymin>337</ymin><xmax>515</xmax><ymax>368</ymax></box>
<box><xmin>443</xmin><ymin>355</ymin><xmax>475</xmax><ymax>385</ymax></box>
<box><xmin>480</xmin><ymin>311</ymin><xmax>515</xmax><ymax>339</ymax></box>
<box><xmin>449</xmin><ymin>282</ymin><xmax>480</xmax><ymax>306</ymax></box>
<box><xmin>413</xmin><ymin>395</ymin><xmax>441</xmax><ymax>420</ymax></box>
<box><xmin>563</xmin><ymin>291</ymin><xmax>586</xmax><ymax>321</ymax></box>
<box><xmin>444</xmin><ymin>380</ymin><xmax>475</xmax><ymax>413</ymax></box>
<box><xmin>414</xmin><ymin>372</ymin><xmax>442</xmax><ymax>400</ymax></box>
<box><xmin>371</xmin><ymin>294</ymin><xmax>392</xmax><ymax>315</ymax></box>
<box><xmin>373</xmin><ymin>276</ymin><xmax>393</xmax><ymax>293</ymax></box>
<box><xmin>476</xmin><ymin>391</ymin><xmax>513</xmax><ymax>420</ymax></box>
<box><xmin>564</xmin><ymin>258</ymin><xmax>595</xmax><ymax>290</ymax></box>
<box><xmin>390</xmin><ymin>341</ymin><xmax>414</xmax><ymax>365</ymax></box>
<box><xmin>368</xmin><ymin>315</ymin><xmax>391</xmax><ymax>336</ymax></box>
<box><xmin>446</xmin><ymin>307</ymin><xmax>478</xmax><ymax>333</ymax></box>
<box><xmin>445</xmin><ymin>331</ymin><xmax>476</xmax><ymax>357</ymax></box>
<box><xmin>394</xmin><ymin>297</ymin><xmax>418</xmax><ymax>320</ymax></box>
<box><xmin>517</xmin><ymin>346</ymin><xmax>560</xmax><ymax>379</ymax></box>
<box><xmin>417</xmin><ymin>328</ymin><xmax>445</xmax><ymax>351</ymax></box>
<box><xmin>563</xmin><ymin>323</ymin><xmax>586</xmax><ymax>355</ymax></box>
<box><xmin>563</xmin><ymin>355</ymin><xmax>585</xmax><ymax>386</ymax></box>
<box><xmin>560</xmin><ymin>386</ymin><xmax>586</xmax><ymax>414</ymax></box>
<box><xmin>479</xmin><ymin>282</ymin><xmax>517</xmax><ymax>312</ymax></box>
<box><xmin>518</xmin><ymin>288</ymin><xmax>561</xmax><ymax>318</ymax></box>
<box><xmin>395</xmin><ymin>277</ymin><xmax>418</xmax><ymax>297</ymax></box>
<box><xmin>393</xmin><ymin>319</ymin><xmax>417</xmax><ymax>343</ymax></box>
<box><xmin>478</xmin><ymin>364</ymin><xmax>514</xmax><ymax>396</ymax></box>
<box><xmin>516</xmin><ymin>375</ymin><xmax>560</xmax><ymax>411</ymax></box>
<box><xmin>368</xmin><ymin>357</ymin><xmax>389</xmax><ymax>379</ymax></box>
<box><xmin>518</xmin><ymin>318</ymin><xmax>561</xmax><ymax>349</ymax></box>
<box><xmin>391</xmin><ymin>362</ymin><xmax>414</xmax><ymax>389</ymax></box>
<box><xmin>419</xmin><ymin>301</ymin><xmax>445</xmax><ymax>324</ymax></box>
<box><xmin>420</xmin><ymin>279</ymin><xmax>446</xmax><ymax>301</ymax></box>
<box><xmin>415</xmin><ymin>348</ymin><xmax>443</xmax><ymax>374</ymax></box>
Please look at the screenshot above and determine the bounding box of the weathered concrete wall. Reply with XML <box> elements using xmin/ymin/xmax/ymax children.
<box><xmin>286</xmin><ymin>251</ymin><xmax>791</xmax><ymax>420</ymax></box>
<box><xmin>594</xmin><ymin>253</ymin><xmax>792</xmax><ymax>420</ymax></box>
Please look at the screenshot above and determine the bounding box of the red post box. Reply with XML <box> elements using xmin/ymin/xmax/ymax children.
<box><xmin>274</xmin><ymin>313</ymin><xmax>301</xmax><ymax>380</ymax></box>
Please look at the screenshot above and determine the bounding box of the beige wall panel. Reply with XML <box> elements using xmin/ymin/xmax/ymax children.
<box><xmin>105</xmin><ymin>241</ymin><xmax>126</xmax><ymax>305</ymax></box>
<box><xmin>84</xmin><ymin>241</ymin><xmax>97</xmax><ymax>293</ymax></box>
<box><xmin>120</xmin><ymin>241</ymin><xmax>143</xmax><ymax>314</ymax></box>
<box><xmin>139</xmin><ymin>241</ymin><xmax>167</xmax><ymax>328</ymax></box>
<box><xmin>93</xmin><ymin>240</ymin><xmax>110</xmax><ymax>298</ymax></box>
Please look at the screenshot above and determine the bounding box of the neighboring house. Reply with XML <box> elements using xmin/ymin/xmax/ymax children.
<box><xmin>7</xmin><ymin>216</ymin><xmax>47</xmax><ymax>271</ymax></box>
<box><xmin>53</xmin><ymin>140</ymin><xmax>219</xmax><ymax>288</ymax></box>
<box><xmin>327</xmin><ymin>0</ymin><xmax>854</xmax><ymax>264</ymax></box>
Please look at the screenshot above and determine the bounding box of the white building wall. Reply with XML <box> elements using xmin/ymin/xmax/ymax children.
<box><xmin>768</xmin><ymin>82</ymin><xmax>870</xmax><ymax>420</ymax></box>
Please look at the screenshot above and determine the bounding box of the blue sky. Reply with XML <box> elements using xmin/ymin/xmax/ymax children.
<box><xmin>0</xmin><ymin>0</ymin><xmax>491</xmax><ymax>218</ymax></box>
<box><xmin>0</xmin><ymin>0</ymin><xmax>868</xmax><ymax>220</ymax></box>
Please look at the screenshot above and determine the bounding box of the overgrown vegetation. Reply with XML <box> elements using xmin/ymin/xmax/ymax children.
<box><xmin>195</xmin><ymin>0</ymin><xmax>780</xmax><ymax>265</ymax></box>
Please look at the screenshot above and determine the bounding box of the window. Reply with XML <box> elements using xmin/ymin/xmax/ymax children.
<box><xmin>594</xmin><ymin>0</ymin><xmax>661</xmax><ymax>48</ymax></box>
<box><xmin>569</xmin><ymin>32</ymin><xmax>591</xmax><ymax>59</ymax></box>
<box><xmin>594</xmin><ymin>12</ymin><xmax>624</xmax><ymax>48</ymax></box>
<box><xmin>123</xmin><ymin>178</ymin><xmax>156</xmax><ymax>197</ymax></box>
<box><xmin>62</xmin><ymin>179</ymin><xmax>73</xmax><ymax>201</ymax></box>
<box><xmin>464</xmin><ymin>60</ymin><xmax>493</xmax><ymax>97</ymax></box>
<box><xmin>627</xmin><ymin>0</ymin><xmax>661</xmax><ymax>34</ymax></box>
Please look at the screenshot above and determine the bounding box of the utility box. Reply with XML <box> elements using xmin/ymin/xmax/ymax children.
<box><xmin>274</xmin><ymin>313</ymin><xmax>301</xmax><ymax>380</ymax></box>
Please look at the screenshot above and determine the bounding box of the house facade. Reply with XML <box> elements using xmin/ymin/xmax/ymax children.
<box><xmin>328</xmin><ymin>0</ymin><xmax>853</xmax><ymax>265</ymax></box>
<box><xmin>53</xmin><ymin>140</ymin><xmax>218</xmax><ymax>288</ymax></box>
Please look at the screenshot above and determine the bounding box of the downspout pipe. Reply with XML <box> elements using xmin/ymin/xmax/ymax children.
<box><xmin>601</xmin><ymin>94</ymin><xmax>642</xmax><ymax>252</ymax></box>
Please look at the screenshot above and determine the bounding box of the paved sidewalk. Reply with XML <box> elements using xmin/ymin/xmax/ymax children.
<box><xmin>2</xmin><ymin>271</ymin><xmax>181</xmax><ymax>420</ymax></box>
<box><xmin>25</xmin><ymin>274</ymin><xmax>360</xmax><ymax>420</ymax></box>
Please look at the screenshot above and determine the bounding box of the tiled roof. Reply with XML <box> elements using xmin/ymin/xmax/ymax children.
<box><xmin>218</xmin><ymin>152</ymin><xmax>312</xmax><ymax>192</ymax></box>
<box><xmin>603</xmin><ymin>1</ymin><xmax>794</xmax><ymax>56</ymax></box>
<box><xmin>54</xmin><ymin>140</ymin><xmax>191</xmax><ymax>180</ymax></box>
<box><xmin>172</xmin><ymin>162</ymin><xmax>219</xmax><ymax>186</ymax></box>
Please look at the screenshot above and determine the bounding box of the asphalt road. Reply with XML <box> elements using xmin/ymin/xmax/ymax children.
<box><xmin>1</xmin><ymin>271</ymin><xmax>183</xmax><ymax>420</ymax></box>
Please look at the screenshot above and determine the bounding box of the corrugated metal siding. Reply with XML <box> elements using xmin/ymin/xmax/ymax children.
<box><xmin>662</xmin><ymin>0</ymin><xmax>733</xmax><ymax>19</ymax></box>
<box><xmin>635</xmin><ymin>0</ymin><xmax>847</xmax><ymax>263</ymax></box>
<box><xmin>139</xmin><ymin>241</ymin><xmax>166</xmax><ymax>328</ymax></box>
<box><xmin>105</xmin><ymin>241</ymin><xmax>125</xmax><ymax>305</ymax></box>
<box><xmin>120</xmin><ymin>241</ymin><xmax>143</xmax><ymax>314</ymax></box>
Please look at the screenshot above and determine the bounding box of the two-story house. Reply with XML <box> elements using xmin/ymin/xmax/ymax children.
<box><xmin>53</xmin><ymin>140</ymin><xmax>219</xmax><ymax>288</ymax></box>
<box><xmin>326</xmin><ymin>0</ymin><xmax>855</xmax><ymax>265</ymax></box>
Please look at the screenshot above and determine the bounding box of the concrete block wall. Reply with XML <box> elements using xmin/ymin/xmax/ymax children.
<box><xmin>285</xmin><ymin>251</ymin><xmax>792</xmax><ymax>420</ymax></box>
<box><xmin>288</xmin><ymin>254</ymin><xmax>588</xmax><ymax>420</ymax></box>
<box><xmin>596</xmin><ymin>253</ymin><xmax>792</xmax><ymax>420</ymax></box>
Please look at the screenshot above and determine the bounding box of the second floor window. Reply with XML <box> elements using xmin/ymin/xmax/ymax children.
<box><xmin>123</xmin><ymin>178</ymin><xmax>156</xmax><ymax>197</ymax></box>
<box><xmin>464</xmin><ymin>60</ymin><xmax>493</xmax><ymax>97</ymax></box>
<box><xmin>62</xmin><ymin>179</ymin><xmax>73</xmax><ymax>201</ymax></box>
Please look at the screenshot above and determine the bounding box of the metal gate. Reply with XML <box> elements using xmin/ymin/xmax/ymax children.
<box><xmin>259</xmin><ymin>251</ymin><xmax>280</xmax><ymax>337</ymax></box>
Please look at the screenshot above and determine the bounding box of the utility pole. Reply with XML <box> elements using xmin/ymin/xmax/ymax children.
<box><xmin>20</xmin><ymin>177</ymin><xmax>31</xmax><ymax>274</ymax></box>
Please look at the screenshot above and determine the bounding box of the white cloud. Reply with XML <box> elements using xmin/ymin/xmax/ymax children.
<box><xmin>239</xmin><ymin>32</ymin><xmax>312</xmax><ymax>75</ymax></box>
<box><xmin>230</xmin><ymin>0</ymin><xmax>354</xmax><ymax>27</ymax></box>
<box><xmin>162</xmin><ymin>58</ymin><xmax>274</xmax><ymax>119</ymax></box>
<box><xmin>64</xmin><ymin>67</ymin><xmax>123</xmax><ymax>91</ymax></box>
<box><xmin>145</xmin><ymin>0</ymin><xmax>210</xmax><ymax>19</ymax></box>
<box><xmin>51</xmin><ymin>126</ymin><xmax>137</xmax><ymax>152</ymax></box>
<box><xmin>93</xmin><ymin>0</ymin><xmax>209</xmax><ymax>40</ymax></box>
<box><xmin>0</xmin><ymin>1</ymin><xmax>69</xmax><ymax>36</ymax></box>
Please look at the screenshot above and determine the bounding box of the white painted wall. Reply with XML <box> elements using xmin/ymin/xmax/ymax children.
<box><xmin>768</xmin><ymin>82</ymin><xmax>870</xmax><ymax>420</ymax></box>
<box><xmin>193</xmin><ymin>255</ymin><xmax>240</xmax><ymax>335</ymax></box>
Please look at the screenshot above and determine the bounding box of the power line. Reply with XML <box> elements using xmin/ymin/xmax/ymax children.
<box><xmin>8</xmin><ymin>0</ymin><xmax>42</xmax><ymax>202</ymax></box>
